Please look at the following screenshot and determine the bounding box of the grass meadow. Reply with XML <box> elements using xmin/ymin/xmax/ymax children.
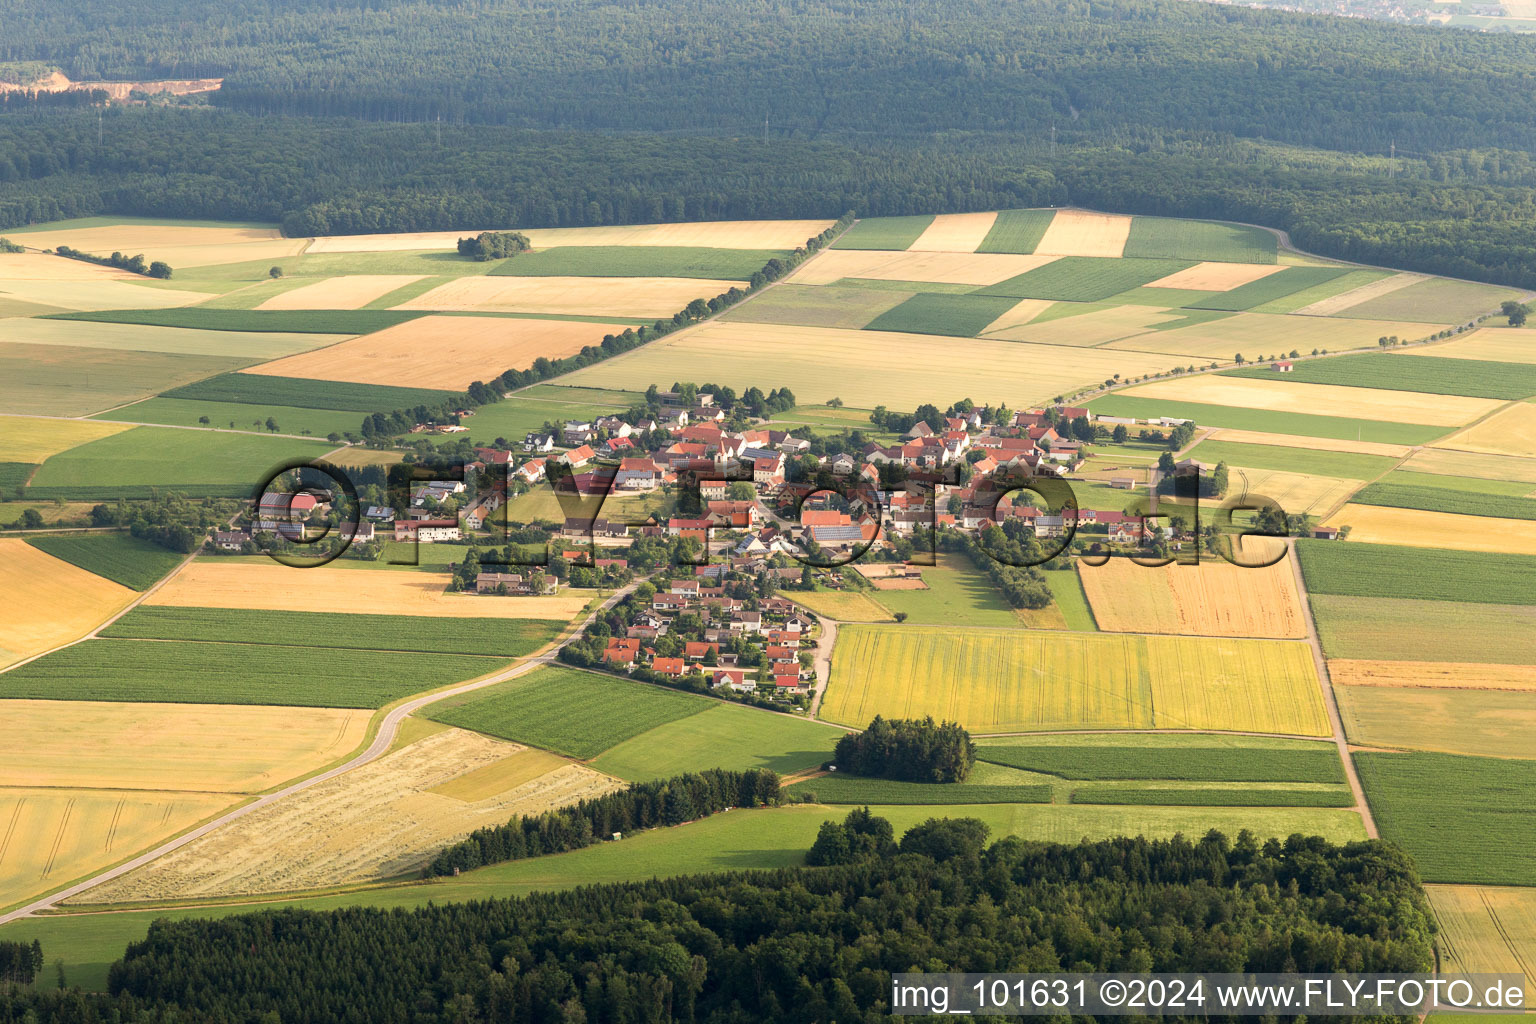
<box><xmin>787</xmin><ymin>775</ymin><xmax>1053</xmax><ymax>804</ymax></box>
<box><xmin>0</xmin><ymin>638</ymin><xmax>504</xmax><ymax>707</ymax></box>
<box><xmin>590</xmin><ymin>703</ymin><xmax>845</xmax><ymax>780</ymax></box>
<box><xmin>976</xmin><ymin>209</ymin><xmax>1056</xmax><ymax>254</ymax></box>
<box><xmin>101</xmin><ymin>606</ymin><xmax>562</xmax><ymax>657</ymax></box>
<box><xmin>864</xmin><ymin>292</ymin><xmax>1020</xmax><ymax>337</ymax></box>
<box><xmin>1296</xmin><ymin>540</ymin><xmax>1536</xmax><ymax>605</ymax></box>
<box><xmin>977</xmin><ymin>742</ymin><xmax>1345</xmax><ymax>782</ymax></box>
<box><xmin>1311</xmin><ymin>595</ymin><xmax>1536</xmax><ymax>663</ymax></box>
<box><xmin>1121</xmin><ymin>217</ymin><xmax>1278</xmax><ymax>263</ymax></box>
<box><xmin>94</xmin><ymin>397</ymin><xmax>365</xmax><ymax>439</ymax></box>
<box><xmin>979</xmin><ymin>256</ymin><xmax>1191</xmax><ymax>302</ymax></box>
<box><xmin>0</xmin><ymin>343</ymin><xmax>248</xmax><ymax>418</ymax></box>
<box><xmin>24</xmin><ymin>533</ymin><xmax>185</xmax><ymax>590</ymax></box>
<box><xmin>1069</xmin><ymin>786</ymin><xmax>1351</xmax><ymax>806</ymax></box>
<box><xmin>831</xmin><ymin>215</ymin><xmax>935</xmax><ymax>250</ymax></box>
<box><xmin>162</xmin><ymin>372</ymin><xmax>458</xmax><ymax>412</ymax></box>
<box><xmin>1183</xmin><ymin>439</ymin><xmax>1396</xmax><ymax>479</ymax></box>
<box><xmin>45</xmin><ymin>308</ymin><xmax>423</xmax><ymax>334</ymax></box>
<box><xmin>425</xmin><ymin>665</ymin><xmax>711</xmax><ymax>759</ymax></box>
<box><xmin>1355</xmin><ymin>752</ymin><xmax>1536</xmax><ymax>885</ymax></box>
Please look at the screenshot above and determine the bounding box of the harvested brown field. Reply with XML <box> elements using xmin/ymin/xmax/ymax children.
<box><xmin>124</xmin><ymin>239</ymin><xmax>309</xmax><ymax>269</ymax></box>
<box><xmin>977</xmin><ymin>297</ymin><xmax>1055</xmax><ymax>334</ymax></box>
<box><xmin>1324</xmin><ymin>503</ymin><xmax>1536</xmax><ymax>555</ymax></box>
<box><xmin>0</xmin><ymin>788</ymin><xmax>233</xmax><ymax>909</ymax></box>
<box><xmin>1122</xmin><ymin>376</ymin><xmax>1500</xmax><ymax>426</ymax></box>
<box><xmin>1033</xmin><ymin>210</ymin><xmax>1132</xmax><ymax>258</ymax></box>
<box><xmin>1330</xmin><ymin>660</ymin><xmax>1536</xmax><ymax>692</ymax></box>
<box><xmin>791</xmin><ymin>249</ymin><xmax>1057</xmax><ymax>287</ymax></box>
<box><xmin>853</xmin><ymin>563</ymin><xmax>919</xmax><ymax>578</ymax></box>
<box><xmin>1203</xmin><ymin>428</ymin><xmax>1413</xmax><ymax>459</ymax></box>
<box><xmin>0</xmin><ymin>253</ymin><xmax>140</xmax><ymax>281</ymax></box>
<box><xmin>1431</xmin><ymin>402</ymin><xmax>1536</xmax><ymax>458</ymax></box>
<box><xmin>871</xmin><ymin>577</ymin><xmax>928</xmax><ymax>590</ymax></box>
<box><xmin>0</xmin><ymin>541</ymin><xmax>137</xmax><ymax>668</ymax></box>
<box><xmin>427</xmin><ymin>746</ymin><xmax>571</xmax><ymax>801</ymax></box>
<box><xmin>1229</xmin><ymin>467</ymin><xmax>1365</xmax><ymax>516</ymax></box>
<box><xmin>76</xmin><ymin>728</ymin><xmax>622</xmax><ymax>900</ymax></box>
<box><xmin>148</xmin><ymin>560</ymin><xmax>593</xmax><ymax>619</ymax></box>
<box><xmin>6</xmin><ymin>222</ymin><xmax>283</xmax><ymax>253</ymax></box>
<box><xmin>257</xmin><ymin>275</ymin><xmax>425</xmax><ymax>310</ymax></box>
<box><xmin>1401</xmin><ymin>327</ymin><xmax>1536</xmax><ymax>365</ymax></box>
<box><xmin>0</xmin><ymin>278</ymin><xmax>211</xmax><ymax>312</ymax></box>
<box><xmin>1146</xmin><ymin>261</ymin><xmax>1285</xmax><ymax>291</ymax></box>
<box><xmin>1293</xmin><ymin>272</ymin><xmax>1426</xmax><ymax>316</ymax></box>
<box><xmin>243</xmin><ymin>314</ymin><xmax>624</xmax><ymax>389</ymax></box>
<box><xmin>395</xmin><ymin>275</ymin><xmax>738</xmax><ymax>318</ymax></box>
<box><xmin>0</xmin><ymin>699</ymin><xmax>370</xmax><ymax>793</ymax></box>
<box><xmin>307</xmin><ymin>219</ymin><xmax>835</xmax><ymax>253</ymax></box>
<box><xmin>907</xmin><ymin>212</ymin><xmax>999</xmax><ymax>252</ymax></box>
<box><xmin>1077</xmin><ymin>557</ymin><xmax>1307</xmax><ymax>639</ymax></box>
<box><xmin>1402</xmin><ymin>447</ymin><xmax>1536</xmax><ymax>484</ymax></box>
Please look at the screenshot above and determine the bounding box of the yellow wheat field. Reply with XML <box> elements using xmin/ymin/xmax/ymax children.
<box><xmin>1402</xmin><ymin>447</ymin><xmax>1536</xmax><ymax>484</ymax></box>
<box><xmin>1077</xmin><ymin>558</ymin><xmax>1306</xmax><ymax>639</ymax></box>
<box><xmin>1431</xmin><ymin>402</ymin><xmax>1536</xmax><ymax>458</ymax></box>
<box><xmin>0</xmin><ymin>699</ymin><xmax>371</xmax><ymax>793</ymax></box>
<box><xmin>563</xmin><ymin>320</ymin><xmax>1186</xmax><ymax>408</ymax></box>
<box><xmin>1</xmin><ymin>316</ymin><xmax>344</xmax><ymax>360</ymax></box>
<box><xmin>792</xmin><ymin>249</ymin><xmax>1058</xmax><ymax>287</ymax></box>
<box><xmin>821</xmin><ymin>624</ymin><xmax>1327</xmax><ymax>735</ymax></box>
<box><xmin>907</xmin><ymin>211</ymin><xmax>999</xmax><ymax>252</ymax></box>
<box><xmin>1204</xmin><ymin>427</ymin><xmax>1412</xmax><ymax>459</ymax></box>
<box><xmin>124</xmin><ymin>238</ymin><xmax>309</xmax><ymax>269</ymax></box>
<box><xmin>306</xmin><ymin>219</ymin><xmax>836</xmax><ymax>253</ymax></box>
<box><xmin>244</xmin><ymin>314</ymin><xmax>624</xmax><ymax>389</ymax></box>
<box><xmin>394</xmin><ymin>275</ymin><xmax>740</xmax><ymax>318</ymax></box>
<box><xmin>984</xmin><ymin>304</ymin><xmax>1180</xmax><ymax>346</ymax></box>
<box><xmin>1428</xmin><ymin>885</ymin><xmax>1536</xmax><ymax>1003</ymax></box>
<box><xmin>0</xmin><ymin>415</ymin><xmax>131</xmax><ymax>462</ymax></box>
<box><xmin>0</xmin><ymin>541</ymin><xmax>137</xmax><ymax>668</ymax></box>
<box><xmin>1033</xmin><ymin>210</ymin><xmax>1132</xmax><ymax>258</ymax></box>
<box><xmin>1330</xmin><ymin>660</ymin><xmax>1536</xmax><ymax>692</ymax></box>
<box><xmin>0</xmin><ymin>253</ymin><xmax>141</xmax><ymax>281</ymax></box>
<box><xmin>1121</xmin><ymin>375</ymin><xmax>1500</xmax><ymax>425</ymax></box>
<box><xmin>0</xmin><ymin>788</ymin><xmax>233</xmax><ymax>909</ymax></box>
<box><xmin>78</xmin><ymin>728</ymin><xmax>623</xmax><ymax>901</ymax></box>
<box><xmin>7</xmin><ymin>222</ymin><xmax>284</xmax><ymax>252</ymax></box>
<box><xmin>790</xmin><ymin>590</ymin><xmax>895</xmax><ymax>622</ymax></box>
<box><xmin>1293</xmin><ymin>272</ymin><xmax>1426</xmax><ymax>316</ymax></box>
<box><xmin>0</xmin><ymin>278</ymin><xmax>212</xmax><ymax>312</ymax></box>
<box><xmin>1110</xmin><ymin>313</ymin><xmax>1454</xmax><ymax>361</ymax></box>
<box><xmin>1146</xmin><ymin>261</ymin><xmax>1286</xmax><ymax>291</ymax></box>
<box><xmin>257</xmin><ymin>274</ymin><xmax>424</xmax><ymax>310</ymax></box>
<box><xmin>428</xmin><ymin>747</ymin><xmax>572</xmax><ymax>801</ymax></box>
<box><xmin>1228</xmin><ymin>467</ymin><xmax>1365</xmax><ymax>516</ymax></box>
<box><xmin>1324</xmin><ymin>503</ymin><xmax>1536</xmax><ymax>555</ymax></box>
<box><xmin>1401</xmin><ymin>327</ymin><xmax>1536</xmax><ymax>365</ymax></box>
<box><xmin>148</xmin><ymin>560</ymin><xmax>591</xmax><ymax>619</ymax></box>
<box><xmin>978</xmin><ymin>297</ymin><xmax>1056</xmax><ymax>334</ymax></box>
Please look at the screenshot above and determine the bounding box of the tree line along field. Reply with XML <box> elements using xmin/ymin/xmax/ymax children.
<box><xmin>101</xmin><ymin>607</ymin><xmax>563</xmax><ymax>658</ymax></box>
<box><xmin>24</xmin><ymin>533</ymin><xmax>185</xmax><ymax>590</ymax></box>
<box><xmin>1354</xmin><ymin>752</ymin><xmax>1536</xmax><ymax>886</ymax></box>
<box><xmin>1223</xmin><ymin>353</ymin><xmax>1536</xmax><ymax>401</ymax></box>
<box><xmin>1296</xmin><ymin>540</ymin><xmax>1536</xmax><ymax>606</ymax></box>
<box><xmin>821</xmin><ymin>625</ymin><xmax>1329</xmax><ymax>736</ymax></box>
<box><xmin>1350</xmin><ymin>481</ymin><xmax>1536</xmax><ymax>521</ymax></box>
<box><xmin>0</xmin><ymin>639</ymin><xmax>507</xmax><ymax>708</ymax></box>
<box><xmin>787</xmin><ymin>774</ymin><xmax>1053</xmax><ymax>805</ymax></box>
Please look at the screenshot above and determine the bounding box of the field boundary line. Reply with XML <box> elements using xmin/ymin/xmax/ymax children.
<box><xmin>0</xmin><ymin>576</ymin><xmax>646</xmax><ymax>925</ymax></box>
<box><xmin>1286</xmin><ymin>537</ymin><xmax>1378</xmax><ymax>839</ymax></box>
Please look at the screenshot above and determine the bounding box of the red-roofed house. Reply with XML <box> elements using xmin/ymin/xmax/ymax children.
<box><xmin>685</xmin><ymin>641</ymin><xmax>720</xmax><ymax>661</ymax></box>
<box><xmin>650</xmin><ymin>657</ymin><xmax>686</xmax><ymax>677</ymax></box>
<box><xmin>560</xmin><ymin>444</ymin><xmax>596</xmax><ymax>468</ymax></box>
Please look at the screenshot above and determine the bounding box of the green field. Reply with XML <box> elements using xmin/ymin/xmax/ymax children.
<box><xmin>870</xmin><ymin>555</ymin><xmax>1024</xmax><ymax>628</ymax></box>
<box><xmin>426</xmin><ymin>665</ymin><xmax>711</xmax><ymax>759</ymax></box>
<box><xmin>160</xmin><ymin>373</ymin><xmax>458</xmax><ymax>413</ymax></box>
<box><xmin>1376</xmin><ymin>470</ymin><xmax>1536</xmax><ymax>497</ymax></box>
<box><xmin>24</xmin><ymin>427</ymin><xmax>333</xmax><ymax>499</ymax></box>
<box><xmin>101</xmin><ymin>606</ymin><xmax>562</xmax><ymax>658</ymax></box>
<box><xmin>430</xmin><ymin>391</ymin><xmax>633</xmax><ymax>447</ymax></box>
<box><xmin>1247</xmin><ymin>269</ymin><xmax>1392</xmax><ymax>315</ymax></box>
<box><xmin>0</xmin><ymin>462</ymin><xmax>34</xmax><ymax>497</ymax></box>
<box><xmin>1071</xmin><ymin>786</ymin><xmax>1351</xmax><ymax>806</ymax></box>
<box><xmin>1355</xmin><ymin>752</ymin><xmax>1536</xmax><ymax>885</ymax></box>
<box><xmin>24</xmin><ymin>533</ymin><xmax>185</xmax><ymax>590</ymax></box>
<box><xmin>1335</xmin><ymin>685</ymin><xmax>1536</xmax><ymax>759</ymax></box>
<box><xmin>489</xmin><ymin>245</ymin><xmax>781</xmax><ymax>278</ymax></box>
<box><xmin>1183</xmin><ymin>439</ymin><xmax>1396</xmax><ymax>479</ymax></box>
<box><xmin>1311</xmin><ymin>594</ymin><xmax>1536</xmax><ymax>663</ymax></box>
<box><xmin>1043</xmin><ymin>568</ymin><xmax>1098</xmax><ymax>630</ymax></box>
<box><xmin>1189</xmin><ymin>267</ymin><xmax>1352</xmax><ymax>311</ymax></box>
<box><xmin>723</xmin><ymin>283</ymin><xmax>910</xmax><ymax>329</ymax></box>
<box><xmin>0</xmin><ymin>343</ymin><xmax>249</xmax><ymax>418</ymax></box>
<box><xmin>1332</xmin><ymin>277</ymin><xmax>1525</xmax><ymax>324</ymax></box>
<box><xmin>978</xmin><ymin>742</ymin><xmax>1346</xmax><ymax>782</ymax></box>
<box><xmin>1087</xmin><ymin>395</ymin><xmax>1450</xmax><ymax>445</ymax></box>
<box><xmin>1296</xmin><ymin>540</ymin><xmax>1536</xmax><ymax>605</ymax></box>
<box><xmin>788</xmin><ymin>774</ymin><xmax>1053</xmax><ymax>804</ymax></box>
<box><xmin>975</xmin><ymin>209</ymin><xmax>1056</xmax><ymax>254</ymax></box>
<box><xmin>1349</xmin><ymin>481</ymin><xmax>1536</xmax><ymax>520</ymax></box>
<box><xmin>978</xmin><ymin>256</ymin><xmax>1193</xmax><ymax>302</ymax></box>
<box><xmin>864</xmin><ymin>292</ymin><xmax>1020</xmax><ymax>337</ymax></box>
<box><xmin>830</xmin><ymin>215</ymin><xmax>935</xmax><ymax>250</ymax></box>
<box><xmin>0</xmin><ymin>800</ymin><xmax>1368</xmax><ymax>991</ymax></box>
<box><xmin>44</xmin><ymin>308</ymin><xmax>424</xmax><ymax>334</ymax></box>
<box><xmin>1223</xmin><ymin>353</ymin><xmax>1536</xmax><ymax>401</ymax></box>
<box><xmin>93</xmin><ymin>397</ymin><xmax>365</xmax><ymax>439</ymax></box>
<box><xmin>0</xmin><ymin>639</ymin><xmax>503</xmax><ymax>707</ymax></box>
<box><xmin>1122</xmin><ymin>217</ymin><xmax>1277</xmax><ymax>264</ymax></box>
<box><xmin>590</xmin><ymin>703</ymin><xmax>844</xmax><ymax>780</ymax></box>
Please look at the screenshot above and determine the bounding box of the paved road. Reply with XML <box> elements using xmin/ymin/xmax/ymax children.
<box><xmin>0</xmin><ymin>579</ymin><xmax>642</xmax><ymax>925</ymax></box>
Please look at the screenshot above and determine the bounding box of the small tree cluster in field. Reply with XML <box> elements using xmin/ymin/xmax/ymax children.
<box><xmin>833</xmin><ymin>714</ymin><xmax>976</xmax><ymax>783</ymax></box>
<box><xmin>456</xmin><ymin>230</ymin><xmax>531</xmax><ymax>261</ymax></box>
<box><xmin>52</xmin><ymin>244</ymin><xmax>171</xmax><ymax>278</ymax></box>
<box><xmin>1502</xmin><ymin>299</ymin><xmax>1530</xmax><ymax>327</ymax></box>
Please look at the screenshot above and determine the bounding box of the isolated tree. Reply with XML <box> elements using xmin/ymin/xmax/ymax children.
<box><xmin>1503</xmin><ymin>300</ymin><xmax>1530</xmax><ymax>327</ymax></box>
<box><xmin>827</xmin><ymin>396</ymin><xmax>844</xmax><ymax>408</ymax></box>
<box><xmin>265</xmin><ymin>417</ymin><xmax>279</xmax><ymax>432</ymax></box>
<box><xmin>269</xmin><ymin>265</ymin><xmax>284</xmax><ymax>278</ymax></box>
<box><xmin>198</xmin><ymin>415</ymin><xmax>210</xmax><ymax>425</ymax></box>
<box><xmin>1112</xmin><ymin>424</ymin><xmax>1129</xmax><ymax>444</ymax></box>
<box><xmin>20</xmin><ymin>509</ymin><xmax>44</xmax><ymax>529</ymax></box>
<box><xmin>893</xmin><ymin>611</ymin><xmax>908</xmax><ymax>623</ymax></box>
